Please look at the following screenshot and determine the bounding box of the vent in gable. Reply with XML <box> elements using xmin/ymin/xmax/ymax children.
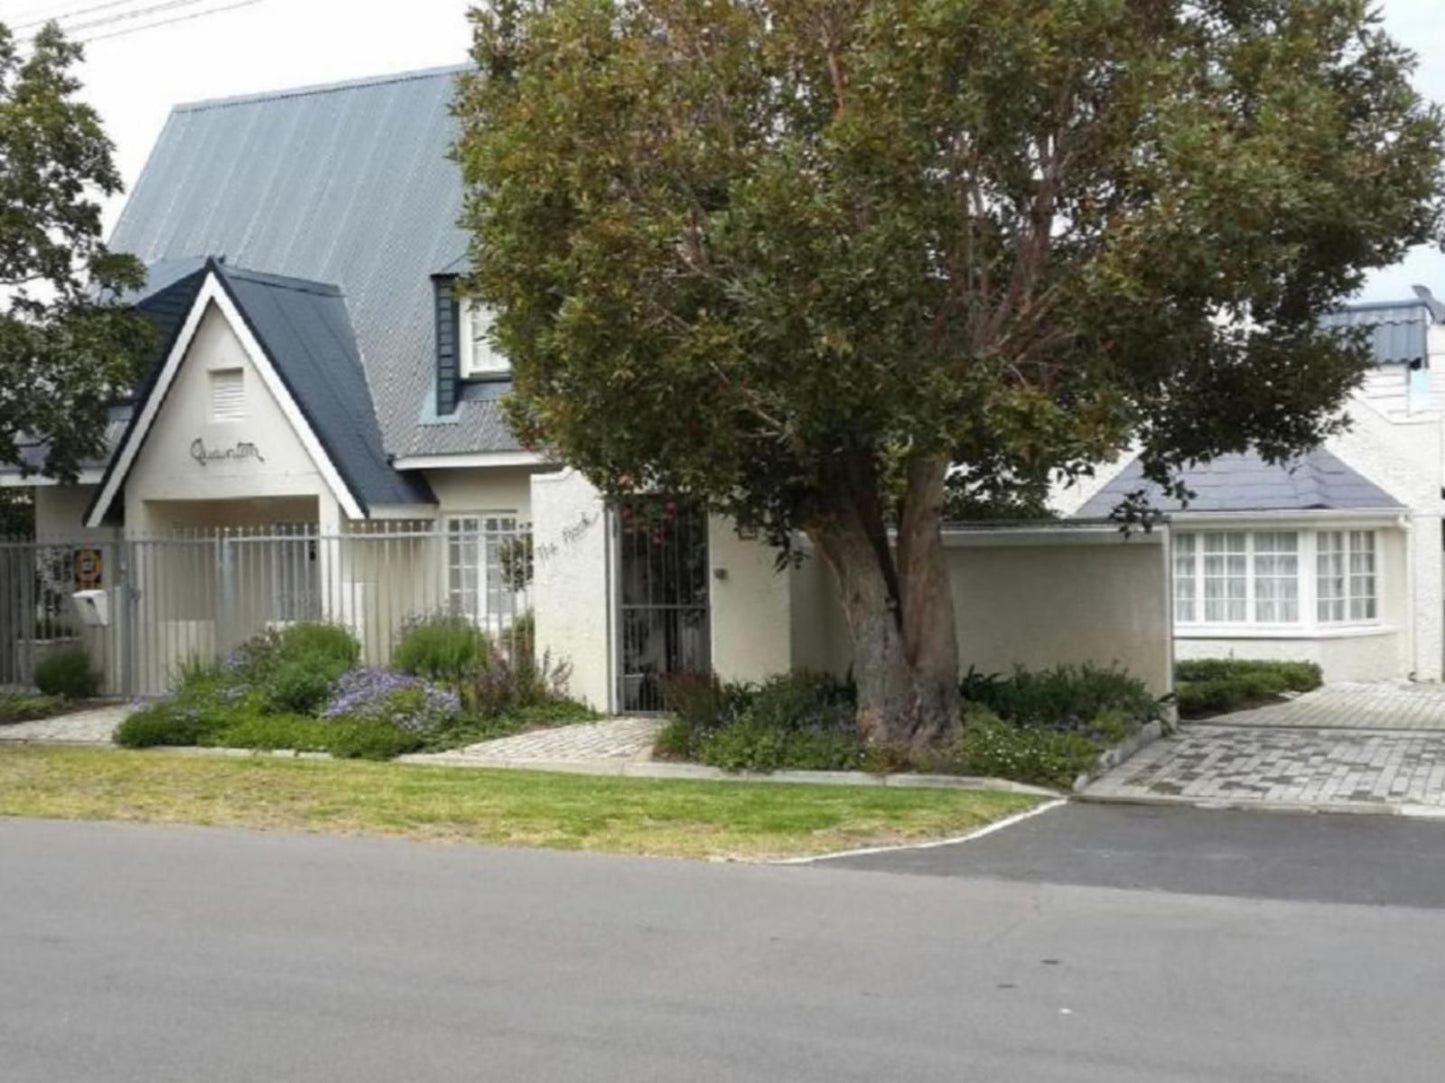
<box><xmin>210</xmin><ymin>368</ymin><xmax>245</xmax><ymax>421</ymax></box>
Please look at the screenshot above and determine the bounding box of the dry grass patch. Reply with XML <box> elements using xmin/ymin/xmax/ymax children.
<box><xmin>0</xmin><ymin>746</ymin><xmax>1040</xmax><ymax>860</ymax></box>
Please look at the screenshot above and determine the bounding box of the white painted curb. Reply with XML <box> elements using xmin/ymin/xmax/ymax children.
<box><xmin>773</xmin><ymin>797</ymin><xmax>1068</xmax><ymax>865</ymax></box>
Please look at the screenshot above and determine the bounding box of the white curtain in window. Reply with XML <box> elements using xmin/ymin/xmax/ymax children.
<box><xmin>1173</xmin><ymin>533</ymin><xmax>1197</xmax><ymax>622</ymax></box>
<box><xmin>1203</xmin><ymin>533</ymin><xmax>1247</xmax><ymax>622</ymax></box>
<box><xmin>1253</xmin><ymin>531</ymin><xmax>1299</xmax><ymax>623</ymax></box>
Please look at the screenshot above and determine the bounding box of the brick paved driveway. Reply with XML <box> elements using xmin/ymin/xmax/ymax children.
<box><xmin>1086</xmin><ymin>683</ymin><xmax>1445</xmax><ymax>813</ymax></box>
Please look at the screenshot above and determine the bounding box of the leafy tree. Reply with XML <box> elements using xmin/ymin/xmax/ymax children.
<box><xmin>0</xmin><ymin>22</ymin><xmax>152</xmax><ymax>483</ymax></box>
<box><xmin>456</xmin><ymin>0</ymin><xmax>1444</xmax><ymax>747</ymax></box>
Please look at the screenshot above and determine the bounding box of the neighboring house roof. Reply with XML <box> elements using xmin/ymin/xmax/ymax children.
<box><xmin>1320</xmin><ymin>288</ymin><xmax>1443</xmax><ymax>367</ymax></box>
<box><xmin>107</xmin><ymin>65</ymin><xmax>521</xmax><ymax>459</ymax></box>
<box><xmin>1075</xmin><ymin>449</ymin><xmax>1405</xmax><ymax>517</ymax></box>
<box><xmin>86</xmin><ymin>260</ymin><xmax>431</xmax><ymax>525</ymax></box>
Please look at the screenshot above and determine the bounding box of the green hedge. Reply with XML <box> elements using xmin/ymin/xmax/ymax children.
<box><xmin>1174</xmin><ymin>658</ymin><xmax>1322</xmax><ymax>718</ymax></box>
<box><xmin>0</xmin><ymin>692</ymin><xmax>68</xmax><ymax>725</ymax></box>
<box><xmin>34</xmin><ymin>647</ymin><xmax>100</xmax><ymax>699</ymax></box>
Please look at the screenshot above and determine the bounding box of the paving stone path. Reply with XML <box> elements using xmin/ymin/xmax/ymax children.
<box><xmin>1086</xmin><ymin>725</ymin><xmax>1445</xmax><ymax>810</ymax></box>
<box><xmin>0</xmin><ymin>704</ymin><xmax>132</xmax><ymax>745</ymax></box>
<box><xmin>428</xmin><ymin>717</ymin><xmax>665</xmax><ymax>765</ymax></box>
<box><xmin>1208</xmin><ymin>681</ymin><xmax>1445</xmax><ymax>731</ymax></box>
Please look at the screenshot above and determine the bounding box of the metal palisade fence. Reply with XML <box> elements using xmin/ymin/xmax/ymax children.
<box><xmin>0</xmin><ymin>520</ymin><xmax>533</xmax><ymax>698</ymax></box>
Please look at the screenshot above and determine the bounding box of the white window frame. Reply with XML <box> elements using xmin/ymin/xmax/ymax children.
<box><xmin>1173</xmin><ymin>526</ymin><xmax>1384</xmax><ymax>638</ymax></box>
<box><xmin>445</xmin><ymin>511</ymin><xmax>519</xmax><ymax>630</ymax></box>
<box><xmin>457</xmin><ymin>299</ymin><xmax>511</xmax><ymax>380</ymax></box>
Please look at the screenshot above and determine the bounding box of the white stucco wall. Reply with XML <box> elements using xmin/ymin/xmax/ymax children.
<box><xmin>1327</xmin><ymin>397</ymin><xmax>1443</xmax><ymax>680</ymax></box>
<box><xmin>530</xmin><ymin>469</ymin><xmax>612</xmax><ymax>710</ymax></box>
<box><xmin>122</xmin><ymin>304</ymin><xmax>342</xmax><ymax>535</ymax></box>
<box><xmin>425</xmin><ymin>465</ymin><xmax>559</xmax><ymax>522</ymax></box>
<box><xmin>944</xmin><ymin>529</ymin><xmax>1173</xmax><ymax>696</ymax></box>
<box><xmin>707</xmin><ymin>518</ymin><xmax>793</xmax><ymax>686</ymax></box>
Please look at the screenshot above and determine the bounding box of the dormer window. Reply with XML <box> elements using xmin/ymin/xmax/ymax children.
<box><xmin>458</xmin><ymin>298</ymin><xmax>511</xmax><ymax>380</ymax></box>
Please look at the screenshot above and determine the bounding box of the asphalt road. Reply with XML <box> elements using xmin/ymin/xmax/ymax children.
<box><xmin>3</xmin><ymin>814</ymin><xmax>1445</xmax><ymax>1082</ymax></box>
<box><xmin>828</xmin><ymin>801</ymin><xmax>1445</xmax><ymax>907</ymax></box>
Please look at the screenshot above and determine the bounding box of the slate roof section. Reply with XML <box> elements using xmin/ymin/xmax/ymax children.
<box><xmin>107</xmin><ymin>65</ymin><xmax>520</xmax><ymax>458</ymax></box>
<box><xmin>85</xmin><ymin>261</ymin><xmax>431</xmax><ymax>522</ymax></box>
<box><xmin>1075</xmin><ymin>449</ymin><xmax>1404</xmax><ymax>517</ymax></box>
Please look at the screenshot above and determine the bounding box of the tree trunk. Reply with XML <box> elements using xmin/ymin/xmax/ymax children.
<box><xmin>806</xmin><ymin>453</ymin><xmax>960</xmax><ymax>749</ymax></box>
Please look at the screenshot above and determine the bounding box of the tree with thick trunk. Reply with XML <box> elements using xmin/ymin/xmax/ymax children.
<box><xmin>454</xmin><ymin>0</ymin><xmax>1443</xmax><ymax>748</ymax></box>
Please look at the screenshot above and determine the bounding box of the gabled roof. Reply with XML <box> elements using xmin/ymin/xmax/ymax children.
<box><xmin>86</xmin><ymin>260</ymin><xmax>431</xmax><ymax>526</ymax></box>
<box><xmin>1075</xmin><ymin>449</ymin><xmax>1405</xmax><ymax>517</ymax></box>
<box><xmin>108</xmin><ymin>65</ymin><xmax>520</xmax><ymax>459</ymax></box>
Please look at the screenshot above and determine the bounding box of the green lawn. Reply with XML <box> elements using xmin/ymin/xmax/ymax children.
<box><xmin>0</xmin><ymin>746</ymin><xmax>1041</xmax><ymax>860</ymax></box>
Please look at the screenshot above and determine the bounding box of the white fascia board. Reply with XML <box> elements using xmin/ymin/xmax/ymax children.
<box><xmin>393</xmin><ymin>451</ymin><xmax>547</xmax><ymax>470</ymax></box>
<box><xmin>1168</xmin><ymin>508</ymin><xmax>1408</xmax><ymax>527</ymax></box>
<box><xmin>941</xmin><ymin>524</ymin><xmax>1161</xmax><ymax>548</ymax></box>
<box><xmin>85</xmin><ymin>272</ymin><xmax>365</xmax><ymax>528</ymax></box>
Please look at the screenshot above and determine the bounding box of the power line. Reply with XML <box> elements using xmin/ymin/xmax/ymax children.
<box><xmin>74</xmin><ymin>0</ymin><xmax>260</xmax><ymax>42</ymax></box>
<box><xmin>11</xmin><ymin>0</ymin><xmax>146</xmax><ymax>33</ymax></box>
<box><xmin>68</xmin><ymin>0</ymin><xmax>223</xmax><ymax>36</ymax></box>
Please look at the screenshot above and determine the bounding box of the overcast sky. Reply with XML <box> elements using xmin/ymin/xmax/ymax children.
<box><xmin>2</xmin><ymin>0</ymin><xmax>1442</xmax><ymax>302</ymax></box>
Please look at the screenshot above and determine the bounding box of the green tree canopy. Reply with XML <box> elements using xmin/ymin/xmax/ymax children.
<box><xmin>0</xmin><ymin>22</ymin><xmax>152</xmax><ymax>483</ymax></box>
<box><xmin>456</xmin><ymin>0</ymin><xmax>1444</xmax><ymax>745</ymax></box>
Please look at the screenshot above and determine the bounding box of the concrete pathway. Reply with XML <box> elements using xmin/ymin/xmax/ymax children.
<box><xmin>0</xmin><ymin>703</ymin><xmax>131</xmax><ymax>745</ymax></box>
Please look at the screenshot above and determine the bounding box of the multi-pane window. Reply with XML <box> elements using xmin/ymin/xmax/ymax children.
<box><xmin>1201</xmin><ymin>533</ymin><xmax>1248</xmax><ymax>623</ymax></box>
<box><xmin>1179</xmin><ymin>529</ymin><xmax>1306</xmax><ymax>621</ymax></box>
<box><xmin>1252</xmin><ymin>532</ymin><xmax>1300</xmax><ymax>623</ymax></box>
<box><xmin>446</xmin><ymin>513</ymin><xmax>518</xmax><ymax>628</ymax></box>
<box><xmin>1317</xmin><ymin>530</ymin><xmax>1377</xmax><ymax>623</ymax></box>
<box><xmin>1173</xmin><ymin>533</ymin><xmax>1197</xmax><ymax>623</ymax></box>
<box><xmin>457</xmin><ymin>300</ymin><xmax>511</xmax><ymax>380</ymax></box>
<box><xmin>1174</xmin><ymin>529</ymin><xmax>1377</xmax><ymax>629</ymax></box>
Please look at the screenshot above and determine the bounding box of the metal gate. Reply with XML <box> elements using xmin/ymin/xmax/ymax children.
<box><xmin>615</xmin><ymin>497</ymin><xmax>710</xmax><ymax>712</ymax></box>
<box><xmin>0</xmin><ymin>521</ymin><xmax>533</xmax><ymax>698</ymax></box>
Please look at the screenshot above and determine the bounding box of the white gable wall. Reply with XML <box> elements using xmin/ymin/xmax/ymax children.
<box><xmin>122</xmin><ymin>303</ymin><xmax>342</xmax><ymax>534</ymax></box>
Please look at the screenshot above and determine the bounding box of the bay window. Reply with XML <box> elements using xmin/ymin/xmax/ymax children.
<box><xmin>1316</xmin><ymin>530</ymin><xmax>1376</xmax><ymax>623</ymax></box>
<box><xmin>1173</xmin><ymin>529</ymin><xmax>1378</xmax><ymax>630</ymax></box>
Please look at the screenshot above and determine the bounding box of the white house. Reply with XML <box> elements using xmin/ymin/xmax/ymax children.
<box><xmin>0</xmin><ymin>66</ymin><xmax>1173</xmax><ymax>706</ymax></box>
<box><xmin>1055</xmin><ymin>291</ymin><xmax>1445</xmax><ymax>683</ymax></box>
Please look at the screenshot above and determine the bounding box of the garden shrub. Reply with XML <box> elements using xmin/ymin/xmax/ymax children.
<box><xmin>696</xmin><ymin>717</ymin><xmax>864</xmax><ymax>772</ymax></box>
<box><xmin>323</xmin><ymin>667</ymin><xmax>460</xmax><ymax>733</ymax></box>
<box><xmin>115</xmin><ymin>699</ymin><xmax>229</xmax><ymax>748</ymax></box>
<box><xmin>943</xmin><ymin>705</ymin><xmax>1101</xmax><ymax>790</ymax></box>
<box><xmin>0</xmin><ymin>692</ymin><xmax>67</xmax><ymax>725</ymax></box>
<box><xmin>207</xmin><ymin>713</ymin><xmax>334</xmax><ymax>752</ymax></box>
<box><xmin>1174</xmin><ymin>658</ymin><xmax>1321</xmax><ymax>718</ymax></box>
<box><xmin>466</xmin><ymin>646</ymin><xmax>574</xmax><ymax>715</ymax></box>
<box><xmin>393</xmin><ymin>613</ymin><xmax>491</xmax><ymax>685</ymax></box>
<box><xmin>1175</xmin><ymin>658</ymin><xmax>1321</xmax><ymax>692</ymax></box>
<box><xmin>322</xmin><ymin>719</ymin><xmax>425</xmax><ymax>760</ymax></box>
<box><xmin>262</xmin><ymin>660</ymin><xmax>337</xmax><ymax>715</ymax></box>
<box><xmin>34</xmin><ymin>646</ymin><xmax>100</xmax><ymax>699</ymax></box>
<box><xmin>959</xmin><ymin>663</ymin><xmax>1158</xmax><ymax>730</ymax></box>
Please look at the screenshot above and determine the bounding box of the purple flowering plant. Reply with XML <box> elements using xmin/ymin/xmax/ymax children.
<box><xmin>323</xmin><ymin>667</ymin><xmax>460</xmax><ymax>734</ymax></box>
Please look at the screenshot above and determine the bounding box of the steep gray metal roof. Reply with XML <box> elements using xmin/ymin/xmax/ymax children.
<box><xmin>108</xmin><ymin>65</ymin><xmax>519</xmax><ymax>458</ymax></box>
<box><xmin>1321</xmin><ymin>297</ymin><xmax>1434</xmax><ymax>366</ymax></box>
<box><xmin>1075</xmin><ymin>449</ymin><xmax>1404</xmax><ymax>517</ymax></box>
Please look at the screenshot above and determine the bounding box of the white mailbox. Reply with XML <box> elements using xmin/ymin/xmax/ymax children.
<box><xmin>72</xmin><ymin>590</ymin><xmax>109</xmax><ymax>628</ymax></box>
